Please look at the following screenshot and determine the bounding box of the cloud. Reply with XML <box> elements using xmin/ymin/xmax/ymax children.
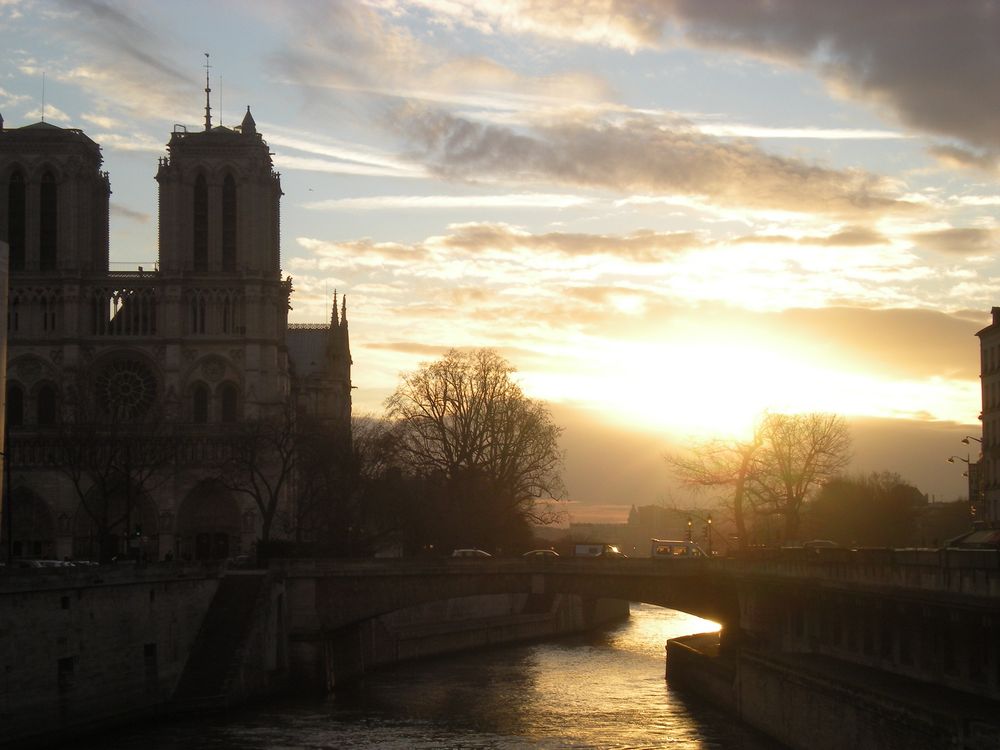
<box><xmin>392</xmin><ymin>104</ymin><xmax>915</xmax><ymax>217</ymax></box>
<box><xmin>110</xmin><ymin>202</ymin><xmax>150</xmax><ymax>223</ymax></box>
<box><xmin>732</xmin><ymin>226</ymin><xmax>888</xmax><ymax>247</ymax></box>
<box><xmin>39</xmin><ymin>1</ymin><xmax>195</xmax><ymax>124</ymax></box>
<box><xmin>304</xmin><ymin>193</ymin><xmax>594</xmax><ymax>211</ymax></box>
<box><xmin>401</xmin><ymin>1</ymin><xmax>1000</xmax><ymax>153</ymax></box>
<box><xmin>271</xmin><ymin>2</ymin><xmax>610</xmax><ymax>113</ymax></box>
<box><xmin>910</xmin><ymin>227</ymin><xmax>999</xmax><ymax>256</ymax></box>
<box><xmin>768</xmin><ymin>306</ymin><xmax>986</xmax><ymax>381</ymax></box>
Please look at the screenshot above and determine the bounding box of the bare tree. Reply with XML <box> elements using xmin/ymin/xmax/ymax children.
<box><xmin>668</xmin><ymin>412</ymin><xmax>851</xmax><ymax>546</ymax></box>
<box><xmin>216</xmin><ymin>402</ymin><xmax>297</xmax><ymax>547</ymax></box>
<box><xmin>54</xmin><ymin>403</ymin><xmax>176</xmax><ymax>562</ymax></box>
<box><xmin>667</xmin><ymin>430</ymin><xmax>763</xmax><ymax>550</ymax></box>
<box><xmin>752</xmin><ymin>412</ymin><xmax>852</xmax><ymax>541</ymax></box>
<box><xmin>384</xmin><ymin>349</ymin><xmax>564</xmax><ymax>548</ymax></box>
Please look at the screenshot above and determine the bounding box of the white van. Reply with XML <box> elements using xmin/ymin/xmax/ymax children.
<box><xmin>650</xmin><ymin>539</ymin><xmax>705</xmax><ymax>559</ymax></box>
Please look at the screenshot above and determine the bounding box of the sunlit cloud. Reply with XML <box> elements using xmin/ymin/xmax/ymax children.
<box><xmin>393</xmin><ymin>104</ymin><xmax>916</xmax><ymax>218</ymax></box>
<box><xmin>305</xmin><ymin>193</ymin><xmax>593</xmax><ymax>211</ymax></box>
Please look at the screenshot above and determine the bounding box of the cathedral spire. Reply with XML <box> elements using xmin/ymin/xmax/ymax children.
<box><xmin>341</xmin><ymin>294</ymin><xmax>348</xmax><ymax>325</ymax></box>
<box><xmin>331</xmin><ymin>290</ymin><xmax>340</xmax><ymax>326</ymax></box>
<box><xmin>203</xmin><ymin>53</ymin><xmax>212</xmax><ymax>131</ymax></box>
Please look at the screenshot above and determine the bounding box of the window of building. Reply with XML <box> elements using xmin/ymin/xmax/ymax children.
<box><xmin>220</xmin><ymin>382</ymin><xmax>238</xmax><ymax>423</ymax></box>
<box><xmin>193</xmin><ymin>173</ymin><xmax>208</xmax><ymax>271</ymax></box>
<box><xmin>40</xmin><ymin>170</ymin><xmax>58</xmax><ymax>271</ymax></box>
<box><xmin>190</xmin><ymin>294</ymin><xmax>206</xmax><ymax>334</ymax></box>
<box><xmin>7</xmin><ymin>383</ymin><xmax>24</xmax><ymax>427</ymax></box>
<box><xmin>222</xmin><ymin>173</ymin><xmax>236</xmax><ymax>271</ymax></box>
<box><xmin>8</xmin><ymin>170</ymin><xmax>26</xmax><ymax>271</ymax></box>
<box><xmin>37</xmin><ymin>384</ymin><xmax>58</xmax><ymax>426</ymax></box>
<box><xmin>193</xmin><ymin>383</ymin><xmax>209</xmax><ymax>424</ymax></box>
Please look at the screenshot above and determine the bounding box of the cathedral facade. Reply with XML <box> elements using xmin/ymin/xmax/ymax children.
<box><xmin>0</xmin><ymin>105</ymin><xmax>351</xmax><ymax>562</ymax></box>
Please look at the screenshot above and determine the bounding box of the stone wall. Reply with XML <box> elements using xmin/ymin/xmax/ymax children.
<box><xmin>0</xmin><ymin>564</ymin><xmax>219</xmax><ymax>748</ymax></box>
<box><xmin>313</xmin><ymin>594</ymin><xmax>630</xmax><ymax>688</ymax></box>
<box><xmin>666</xmin><ymin>632</ymin><xmax>1000</xmax><ymax>750</ymax></box>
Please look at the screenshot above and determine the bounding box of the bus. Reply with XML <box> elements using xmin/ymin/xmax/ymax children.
<box><xmin>650</xmin><ymin>539</ymin><xmax>706</xmax><ymax>559</ymax></box>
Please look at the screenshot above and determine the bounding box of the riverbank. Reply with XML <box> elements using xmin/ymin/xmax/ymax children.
<box><xmin>666</xmin><ymin>632</ymin><xmax>1000</xmax><ymax>749</ymax></box>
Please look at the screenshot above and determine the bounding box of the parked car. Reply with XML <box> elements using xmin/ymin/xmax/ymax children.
<box><xmin>451</xmin><ymin>548</ymin><xmax>492</xmax><ymax>558</ymax></box>
<box><xmin>522</xmin><ymin>549</ymin><xmax>559</xmax><ymax>559</ymax></box>
<box><xmin>573</xmin><ymin>543</ymin><xmax>627</xmax><ymax>558</ymax></box>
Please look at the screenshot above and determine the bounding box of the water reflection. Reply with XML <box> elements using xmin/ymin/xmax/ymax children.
<box><xmin>82</xmin><ymin>604</ymin><xmax>778</xmax><ymax>750</ymax></box>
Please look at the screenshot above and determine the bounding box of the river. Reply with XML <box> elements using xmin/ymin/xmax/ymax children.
<box><xmin>82</xmin><ymin>603</ymin><xmax>782</xmax><ymax>749</ymax></box>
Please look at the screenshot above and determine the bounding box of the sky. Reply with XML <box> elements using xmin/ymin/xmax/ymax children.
<box><xmin>2</xmin><ymin>0</ymin><xmax>998</xmax><ymax>522</ymax></box>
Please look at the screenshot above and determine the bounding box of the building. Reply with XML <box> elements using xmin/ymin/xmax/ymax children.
<box><xmin>976</xmin><ymin>307</ymin><xmax>1000</xmax><ymax>525</ymax></box>
<box><xmin>0</xmin><ymin>98</ymin><xmax>351</xmax><ymax>561</ymax></box>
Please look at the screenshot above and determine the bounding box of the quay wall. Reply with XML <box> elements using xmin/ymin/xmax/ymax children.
<box><xmin>0</xmin><ymin>564</ymin><xmax>219</xmax><ymax>749</ymax></box>
<box><xmin>667</xmin><ymin>633</ymin><xmax>1000</xmax><ymax>750</ymax></box>
<box><xmin>311</xmin><ymin>593</ymin><xmax>629</xmax><ymax>687</ymax></box>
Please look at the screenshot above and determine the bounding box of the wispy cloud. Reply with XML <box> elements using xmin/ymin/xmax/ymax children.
<box><xmin>393</xmin><ymin>104</ymin><xmax>916</xmax><ymax>218</ymax></box>
<box><xmin>395</xmin><ymin>1</ymin><xmax>1000</xmax><ymax>153</ymax></box>
<box><xmin>304</xmin><ymin>193</ymin><xmax>594</xmax><ymax>210</ymax></box>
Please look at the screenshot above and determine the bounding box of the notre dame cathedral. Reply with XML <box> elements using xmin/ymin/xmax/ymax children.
<box><xmin>0</xmin><ymin>98</ymin><xmax>352</xmax><ymax>562</ymax></box>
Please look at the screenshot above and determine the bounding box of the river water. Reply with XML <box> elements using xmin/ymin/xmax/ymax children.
<box><xmin>83</xmin><ymin>604</ymin><xmax>782</xmax><ymax>749</ymax></box>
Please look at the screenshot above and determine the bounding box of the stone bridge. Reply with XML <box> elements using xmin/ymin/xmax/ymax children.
<box><xmin>277</xmin><ymin>548</ymin><xmax>1000</xmax><ymax>701</ymax></box>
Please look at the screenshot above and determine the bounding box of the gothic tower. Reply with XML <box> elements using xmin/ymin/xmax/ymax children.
<box><xmin>0</xmin><ymin>94</ymin><xmax>352</xmax><ymax>562</ymax></box>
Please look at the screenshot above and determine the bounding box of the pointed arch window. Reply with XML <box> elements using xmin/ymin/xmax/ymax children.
<box><xmin>40</xmin><ymin>170</ymin><xmax>57</xmax><ymax>271</ymax></box>
<box><xmin>193</xmin><ymin>173</ymin><xmax>208</xmax><ymax>271</ymax></box>
<box><xmin>37</xmin><ymin>383</ymin><xmax>58</xmax><ymax>425</ymax></box>
<box><xmin>193</xmin><ymin>383</ymin><xmax>209</xmax><ymax>424</ymax></box>
<box><xmin>8</xmin><ymin>170</ymin><xmax>26</xmax><ymax>271</ymax></box>
<box><xmin>7</xmin><ymin>383</ymin><xmax>24</xmax><ymax>427</ymax></box>
<box><xmin>220</xmin><ymin>382</ymin><xmax>239</xmax><ymax>423</ymax></box>
<box><xmin>190</xmin><ymin>293</ymin><xmax>206</xmax><ymax>334</ymax></box>
<box><xmin>222</xmin><ymin>173</ymin><xmax>236</xmax><ymax>271</ymax></box>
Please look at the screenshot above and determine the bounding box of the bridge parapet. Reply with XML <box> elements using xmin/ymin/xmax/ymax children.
<box><xmin>718</xmin><ymin>548</ymin><xmax>1000</xmax><ymax>602</ymax></box>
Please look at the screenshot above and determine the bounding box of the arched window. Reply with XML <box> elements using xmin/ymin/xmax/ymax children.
<box><xmin>190</xmin><ymin>294</ymin><xmax>206</xmax><ymax>334</ymax></box>
<box><xmin>222</xmin><ymin>173</ymin><xmax>236</xmax><ymax>271</ymax></box>
<box><xmin>37</xmin><ymin>384</ymin><xmax>58</xmax><ymax>425</ymax></box>
<box><xmin>193</xmin><ymin>383</ymin><xmax>209</xmax><ymax>424</ymax></box>
<box><xmin>8</xmin><ymin>170</ymin><xmax>25</xmax><ymax>271</ymax></box>
<box><xmin>220</xmin><ymin>382</ymin><xmax>238</xmax><ymax>423</ymax></box>
<box><xmin>193</xmin><ymin>173</ymin><xmax>208</xmax><ymax>271</ymax></box>
<box><xmin>7</xmin><ymin>383</ymin><xmax>24</xmax><ymax>427</ymax></box>
<box><xmin>40</xmin><ymin>170</ymin><xmax>57</xmax><ymax>271</ymax></box>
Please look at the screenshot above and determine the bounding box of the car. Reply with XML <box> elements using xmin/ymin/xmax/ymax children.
<box><xmin>522</xmin><ymin>549</ymin><xmax>559</xmax><ymax>558</ymax></box>
<box><xmin>451</xmin><ymin>548</ymin><xmax>492</xmax><ymax>558</ymax></box>
<box><xmin>802</xmin><ymin>539</ymin><xmax>839</xmax><ymax>549</ymax></box>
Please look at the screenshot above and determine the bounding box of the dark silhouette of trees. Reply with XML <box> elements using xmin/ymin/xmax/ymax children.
<box><xmin>53</xmin><ymin>403</ymin><xmax>176</xmax><ymax>562</ymax></box>
<box><xmin>754</xmin><ymin>412</ymin><xmax>852</xmax><ymax>541</ymax></box>
<box><xmin>294</xmin><ymin>414</ymin><xmax>401</xmax><ymax>556</ymax></box>
<box><xmin>668</xmin><ymin>412</ymin><xmax>851</xmax><ymax>546</ymax></box>
<box><xmin>216</xmin><ymin>402</ymin><xmax>297</xmax><ymax>547</ymax></box>
<box><xmin>667</xmin><ymin>431</ymin><xmax>763</xmax><ymax>550</ymax></box>
<box><xmin>806</xmin><ymin>472</ymin><xmax>926</xmax><ymax>547</ymax></box>
<box><xmin>384</xmin><ymin>348</ymin><xmax>564</xmax><ymax>552</ymax></box>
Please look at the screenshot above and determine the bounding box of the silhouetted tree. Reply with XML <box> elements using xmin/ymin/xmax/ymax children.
<box><xmin>806</xmin><ymin>471</ymin><xmax>926</xmax><ymax>546</ymax></box>
<box><xmin>752</xmin><ymin>412</ymin><xmax>851</xmax><ymax>542</ymax></box>
<box><xmin>216</xmin><ymin>401</ymin><xmax>297</xmax><ymax>547</ymax></box>
<box><xmin>53</xmin><ymin>403</ymin><xmax>176</xmax><ymax>562</ymax></box>
<box><xmin>667</xmin><ymin>429</ymin><xmax>763</xmax><ymax>550</ymax></box>
<box><xmin>669</xmin><ymin>412</ymin><xmax>851</xmax><ymax>546</ymax></box>
<box><xmin>294</xmin><ymin>414</ymin><xmax>400</xmax><ymax>556</ymax></box>
<box><xmin>384</xmin><ymin>348</ymin><xmax>564</xmax><ymax>551</ymax></box>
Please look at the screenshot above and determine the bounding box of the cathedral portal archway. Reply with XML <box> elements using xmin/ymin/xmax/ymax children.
<box><xmin>177</xmin><ymin>480</ymin><xmax>241</xmax><ymax>561</ymax></box>
<box><xmin>72</xmin><ymin>490</ymin><xmax>159</xmax><ymax>562</ymax></box>
<box><xmin>2</xmin><ymin>488</ymin><xmax>55</xmax><ymax>559</ymax></box>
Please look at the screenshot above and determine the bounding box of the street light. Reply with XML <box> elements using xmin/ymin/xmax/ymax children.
<box><xmin>962</xmin><ymin>436</ymin><xmax>982</xmax><ymax>446</ymax></box>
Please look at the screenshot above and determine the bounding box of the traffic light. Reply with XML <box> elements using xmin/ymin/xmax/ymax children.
<box><xmin>134</xmin><ymin>524</ymin><xmax>142</xmax><ymax>538</ymax></box>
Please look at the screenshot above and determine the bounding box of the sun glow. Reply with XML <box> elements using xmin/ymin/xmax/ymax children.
<box><xmin>523</xmin><ymin>331</ymin><xmax>979</xmax><ymax>440</ymax></box>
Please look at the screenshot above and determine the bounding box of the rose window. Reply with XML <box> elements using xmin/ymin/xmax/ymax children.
<box><xmin>95</xmin><ymin>358</ymin><xmax>157</xmax><ymax>420</ymax></box>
